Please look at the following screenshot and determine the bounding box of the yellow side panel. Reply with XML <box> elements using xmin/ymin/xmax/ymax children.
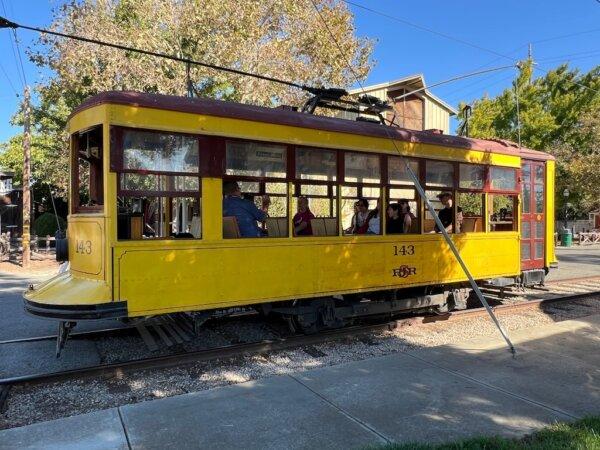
<box><xmin>24</xmin><ymin>272</ymin><xmax>112</xmax><ymax>306</ymax></box>
<box><xmin>68</xmin><ymin>216</ymin><xmax>106</xmax><ymax>280</ymax></box>
<box><xmin>115</xmin><ymin>234</ymin><xmax>520</xmax><ymax>316</ymax></box>
<box><xmin>545</xmin><ymin>160</ymin><xmax>557</xmax><ymax>266</ymax></box>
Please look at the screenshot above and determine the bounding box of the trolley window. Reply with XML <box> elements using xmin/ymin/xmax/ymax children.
<box><xmin>226</xmin><ymin>141</ymin><xmax>286</xmax><ymax>178</ymax></box>
<box><xmin>342</xmin><ymin>152</ymin><xmax>381</xmax><ymax>235</ymax></box>
<box><xmin>457</xmin><ymin>192</ymin><xmax>484</xmax><ymax>233</ymax></box>
<box><xmin>71</xmin><ymin>125</ymin><xmax>104</xmax><ymax>213</ymax></box>
<box><xmin>224</xmin><ymin>140</ymin><xmax>288</xmax><ymax>238</ymax></box>
<box><xmin>293</xmin><ymin>147</ymin><xmax>338</xmax><ymax>237</ymax></box>
<box><xmin>116</xmin><ymin>129</ymin><xmax>201</xmax><ymax>240</ymax></box>
<box><xmin>296</xmin><ymin>147</ymin><xmax>336</xmax><ymax>181</ymax></box>
<box><xmin>459</xmin><ymin>164</ymin><xmax>485</xmax><ymax>190</ymax></box>
<box><xmin>489</xmin><ymin>194</ymin><xmax>517</xmax><ymax>232</ymax></box>
<box><xmin>388</xmin><ymin>157</ymin><xmax>419</xmax><ymax>185</ymax></box>
<box><xmin>490</xmin><ymin>167</ymin><xmax>517</xmax><ymax>191</ymax></box>
<box><xmin>426</xmin><ymin>161</ymin><xmax>454</xmax><ymax>188</ymax></box>
<box><xmin>122</xmin><ymin>131</ymin><xmax>198</xmax><ymax>173</ymax></box>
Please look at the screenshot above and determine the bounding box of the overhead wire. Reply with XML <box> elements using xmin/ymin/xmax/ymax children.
<box><xmin>0</xmin><ymin>59</ymin><xmax>18</xmax><ymax>96</ymax></box>
<box><xmin>309</xmin><ymin>0</ymin><xmax>517</xmax><ymax>353</ymax></box>
<box><xmin>0</xmin><ymin>0</ymin><xmax>24</xmax><ymax>88</ymax></box>
<box><xmin>342</xmin><ymin>0</ymin><xmax>600</xmax><ymax>95</ymax></box>
<box><xmin>0</xmin><ymin>15</ymin><xmax>315</xmax><ymax>94</ymax></box>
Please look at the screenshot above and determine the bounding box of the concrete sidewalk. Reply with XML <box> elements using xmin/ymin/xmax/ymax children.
<box><xmin>1</xmin><ymin>314</ymin><xmax>599</xmax><ymax>449</ymax></box>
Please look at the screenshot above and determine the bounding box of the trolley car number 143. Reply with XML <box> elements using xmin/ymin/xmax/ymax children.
<box><xmin>393</xmin><ymin>245</ymin><xmax>415</xmax><ymax>256</ymax></box>
<box><xmin>75</xmin><ymin>240</ymin><xmax>92</xmax><ymax>255</ymax></box>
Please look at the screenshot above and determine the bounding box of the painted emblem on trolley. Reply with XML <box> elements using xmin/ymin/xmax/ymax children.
<box><xmin>392</xmin><ymin>265</ymin><xmax>417</xmax><ymax>278</ymax></box>
<box><xmin>536</xmin><ymin>214</ymin><xmax>542</xmax><ymax>221</ymax></box>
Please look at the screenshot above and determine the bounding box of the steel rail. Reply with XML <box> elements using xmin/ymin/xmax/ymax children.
<box><xmin>0</xmin><ymin>326</ymin><xmax>135</xmax><ymax>346</ymax></box>
<box><xmin>1</xmin><ymin>291</ymin><xmax>597</xmax><ymax>389</ymax></box>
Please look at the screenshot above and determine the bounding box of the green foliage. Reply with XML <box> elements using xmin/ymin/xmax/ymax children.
<box><xmin>371</xmin><ymin>415</ymin><xmax>600</xmax><ymax>450</ymax></box>
<box><xmin>33</xmin><ymin>212</ymin><xmax>67</xmax><ymax>237</ymax></box>
<box><xmin>458</xmin><ymin>61</ymin><xmax>600</xmax><ymax>217</ymax></box>
<box><xmin>1</xmin><ymin>0</ymin><xmax>374</xmax><ymax>206</ymax></box>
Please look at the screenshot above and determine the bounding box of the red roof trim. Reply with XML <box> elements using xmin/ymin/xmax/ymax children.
<box><xmin>71</xmin><ymin>91</ymin><xmax>554</xmax><ymax>161</ymax></box>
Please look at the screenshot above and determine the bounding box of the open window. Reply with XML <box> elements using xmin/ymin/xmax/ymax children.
<box><xmin>224</xmin><ymin>140</ymin><xmax>288</xmax><ymax>238</ymax></box>
<box><xmin>489</xmin><ymin>194</ymin><xmax>517</xmax><ymax>232</ymax></box>
<box><xmin>341</xmin><ymin>152</ymin><xmax>381</xmax><ymax>235</ymax></box>
<box><xmin>456</xmin><ymin>164</ymin><xmax>485</xmax><ymax>233</ymax></box>
<box><xmin>72</xmin><ymin>125</ymin><xmax>103</xmax><ymax>213</ymax></box>
<box><xmin>424</xmin><ymin>160</ymin><xmax>455</xmax><ymax>233</ymax></box>
<box><xmin>489</xmin><ymin>166</ymin><xmax>518</xmax><ymax>232</ymax></box>
<box><xmin>386</xmin><ymin>156</ymin><xmax>420</xmax><ymax>234</ymax></box>
<box><xmin>115</xmin><ymin>129</ymin><xmax>201</xmax><ymax>239</ymax></box>
<box><xmin>293</xmin><ymin>147</ymin><xmax>337</xmax><ymax>237</ymax></box>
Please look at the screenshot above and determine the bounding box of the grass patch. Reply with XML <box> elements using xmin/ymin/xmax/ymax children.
<box><xmin>372</xmin><ymin>416</ymin><xmax>600</xmax><ymax>450</ymax></box>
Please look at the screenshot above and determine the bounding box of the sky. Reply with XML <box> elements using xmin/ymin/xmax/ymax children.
<box><xmin>0</xmin><ymin>0</ymin><xmax>599</xmax><ymax>142</ymax></box>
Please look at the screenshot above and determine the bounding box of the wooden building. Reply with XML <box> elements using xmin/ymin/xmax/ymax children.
<box><xmin>347</xmin><ymin>74</ymin><xmax>457</xmax><ymax>134</ymax></box>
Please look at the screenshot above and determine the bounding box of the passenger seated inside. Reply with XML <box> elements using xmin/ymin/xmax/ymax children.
<box><xmin>365</xmin><ymin>199</ymin><xmax>381</xmax><ymax>235</ymax></box>
<box><xmin>350</xmin><ymin>198</ymin><xmax>370</xmax><ymax>234</ymax></box>
<box><xmin>293</xmin><ymin>196</ymin><xmax>315</xmax><ymax>236</ymax></box>
<box><xmin>223</xmin><ymin>181</ymin><xmax>267</xmax><ymax>238</ymax></box>
<box><xmin>387</xmin><ymin>203</ymin><xmax>412</xmax><ymax>234</ymax></box>
<box><xmin>434</xmin><ymin>192</ymin><xmax>461</xmax><ymax>233</ymax></box>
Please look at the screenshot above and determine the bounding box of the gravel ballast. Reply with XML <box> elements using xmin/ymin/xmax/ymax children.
<box><xmin>1</xmin><ymin>295</ymin><xmax>598</xmax><ymax>430</ymax></box>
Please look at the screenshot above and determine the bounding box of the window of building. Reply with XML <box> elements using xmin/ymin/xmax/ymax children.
<box><xmin>426</xmin><ymin>160</ymin><xmax>454</xmax><ymax>188</ymax></box>
<box><xmin>72</xmin><ymin>126</ymin><xmax>104</xmax><ymax>213</ymax></box>
<box><xmin>489</xmin><ymin>194</ymin><xmax>517</xmax><ymax>232</ymax></box>
<box><xmin>116</xmin><ymin>129</ymin><xmax>201</xmax><ymax>239</ymax></box>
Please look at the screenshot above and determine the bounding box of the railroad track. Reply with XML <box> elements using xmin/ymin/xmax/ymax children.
<box><xmin>1</xmin><ymin>276</ymin><xmax>598</xmax><ymax>414</ymax></box>
<box><xmin>1</xmin><ymin>288</ymin><xmax>598</xmax><ymax>392</ymax></box>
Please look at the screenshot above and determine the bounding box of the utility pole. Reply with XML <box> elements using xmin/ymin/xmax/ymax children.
<box><xmin>22</xmin><ymin>85</ymin><xmax>31</xmax><ymax>268</ymax></box>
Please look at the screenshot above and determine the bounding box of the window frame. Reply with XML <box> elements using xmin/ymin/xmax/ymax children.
<box><xmin>487</xmin><ymin>165</ymin><xmax>520</xmax><ymax>194</ymax></box>
<box><xmin>112</xmin><ymin>126</ymin><xmax>203</xmax><ymax>240</ymax></box>
<box><xmin>71</xmin><ymin>125</ymin><xmax>105</xmax><ymax>214</ymax></box>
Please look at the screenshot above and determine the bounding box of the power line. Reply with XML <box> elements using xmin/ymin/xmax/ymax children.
<box><xmin>0</xmin><ymin>59</ymin><xmax>18</xmax><ymax>96</ymax></box>
<box><xmin>11</xmin><ymin>29</ymin><xmax>27</xmax><ymax>85</ymax></box>
<box><xmin>342</xmin><ymin>0</ymin><xmax>514</xmax><ymax>62</ymax></box>
<box><xmin>531</xmin><ymin>27</ymin><xmax>600</xmax><ymax>44</ymax></box>
<box><xmin>392</xmin><ymin>65</ymin><xmax>515</xmax><ymax>102</ymax></box>
<box><xmin>310</xmin><ymin>0</ymin><xmax>516</xmax><ymax>354</ymax></box>
<box><xmin>0</xmin><ymin>0</ymin><xmax>25</xmax><ymax>88</ymax></box>
<box><xmin>0</xmin><ymin>15</ymin><xmax>317</xmax><ymax>95</ymax></box>
<box><xmin>343</xmin><ymin>1</ymin><xmax>600</xmax><ymax>95</ymax></box>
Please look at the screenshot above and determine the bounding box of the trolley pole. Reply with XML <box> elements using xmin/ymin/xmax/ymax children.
<box><xmin>22</xmin><ymin>85</ymin><xmax>31</xmax><ymax>268</ymax></box>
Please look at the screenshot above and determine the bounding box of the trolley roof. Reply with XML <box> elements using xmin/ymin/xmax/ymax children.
<box><xmin>72</xmin><ymin>91</ymin><xmax>554</xmax><ymax>161</ymax></box>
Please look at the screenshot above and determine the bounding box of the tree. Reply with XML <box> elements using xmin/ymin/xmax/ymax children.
<box><xmin>458</xmin><ymin>62</ymin><xmax>600</xmax><ymax>217</ymax></box>
<box><xmin>1</xmin><ymin>0</ymin><xmax>373</xmax><ymax>200</ymax></box>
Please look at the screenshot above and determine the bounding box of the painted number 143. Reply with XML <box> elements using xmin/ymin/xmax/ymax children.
<box><xmin>76</xmin><ymin>240</ymin><xmax>92</xmax><ymax>254</ymax></box>
<box><xmin>393</xmin><ymin>245</ymin><xmax>414</xmax><ymax>256</ymax></box>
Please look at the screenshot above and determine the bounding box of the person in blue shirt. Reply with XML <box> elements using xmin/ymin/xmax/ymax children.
<box><xmin>223</xmin><ymin>181</ymin><xmax>267</xmax><ymax>238</ymax></box>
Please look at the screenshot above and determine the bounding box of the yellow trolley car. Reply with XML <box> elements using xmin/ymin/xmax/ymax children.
<box><xmin>24</xmin><ymin>91</ymin><xmax>556</xmax><ymax>336</ymax></box>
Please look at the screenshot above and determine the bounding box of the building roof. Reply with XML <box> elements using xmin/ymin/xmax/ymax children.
<box><xmin>348</xmin><ymin>74</ymin><xmax>458</xmax><ymax>115</ymax></box>
<box><xmin>72</xmin><ymin>91</ymin><xmax>553</xmax><ymax>161</ymax></box>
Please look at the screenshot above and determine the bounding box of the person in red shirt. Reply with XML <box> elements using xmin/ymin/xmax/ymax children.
<box><xmin>293</xmin><ymin>196</ymin><xmax>315</xmax><ymax>236</ymax></box>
